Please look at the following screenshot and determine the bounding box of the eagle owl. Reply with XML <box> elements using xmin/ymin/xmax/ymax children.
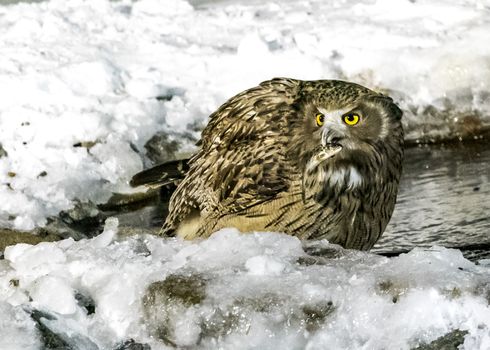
<box><xmin>131</xmin><ymin>78</ymin><xmax>404</xmax><ymax>250</ymax></box>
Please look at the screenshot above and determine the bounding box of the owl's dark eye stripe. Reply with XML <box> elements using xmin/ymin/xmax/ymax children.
<box><xmin>315</xmin><ymin>113</ymin><xmax>325</xmax><ymax>126</ymax></box>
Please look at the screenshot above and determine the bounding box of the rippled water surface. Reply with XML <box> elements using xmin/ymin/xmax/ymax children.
<box><xmin>375</xmin><ymin>141</ymin><xmax>490</xmax><ymax>258</ymax></box>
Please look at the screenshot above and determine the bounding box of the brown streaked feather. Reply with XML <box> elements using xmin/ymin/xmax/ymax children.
<box><xmin>164</xmin><ymin>78</ymin><xmax>302</xmax><ymax>234</ymax></box>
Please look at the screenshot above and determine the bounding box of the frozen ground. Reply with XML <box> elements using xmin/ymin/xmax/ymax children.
<box><xmin>0</xmin><ymin>222</ymin><xmax>489</xmax><ymax>349</ymax></box>
<box><xmin>0</xmin><ymin>0</ymin><xmax>490</xmax><ymax>230</ymax></box>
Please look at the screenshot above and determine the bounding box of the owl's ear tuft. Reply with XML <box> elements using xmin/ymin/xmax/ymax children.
<box><xmin>386</xmin><ymin>99</ymin><xmax>403</xmax><ymax>121</ymax></box>
<box><xmin>372</xmin><ymin>95</ymin><xmax>403</xmax><ymax>121</ymax></box>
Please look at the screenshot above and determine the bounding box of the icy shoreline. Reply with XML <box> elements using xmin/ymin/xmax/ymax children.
<box><xmin>0</xmin><ymin>223</ymin><xmax>489</xmax><ymax>349</ymax></box>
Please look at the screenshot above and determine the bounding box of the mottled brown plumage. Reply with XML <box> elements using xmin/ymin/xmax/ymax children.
<box><xmin>132</xmin><ymin>78</ymin><xmax>404</xmax><ymax>250</ymax></box>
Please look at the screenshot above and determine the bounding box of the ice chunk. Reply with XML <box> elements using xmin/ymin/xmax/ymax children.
<box><xmin>4</xmin><ymin>242</ymin><xmax>66</xmax><ymax>281</ymax></box>
<box><xmin>0</xmin><ymin>302</ymin><xmax>41</xmax><ymax>350</ymax></box>
<box><xmin>245</xmin><ymin>255</ymin><xmax>286</xmax><ymax>276</ymax></box>
<box><xmin>91</xmin><ymin>217</ymin><xmax>118</xmax><ymax>248</ymax></box>
<box><xmin>29</xmin><ymin>276</ymin><xmax>77</xmax><ymax>315</ymax></box>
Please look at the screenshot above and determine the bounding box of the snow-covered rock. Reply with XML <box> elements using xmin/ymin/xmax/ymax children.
<box><xmin>0</xmin><ymin>226</ymin><xmax>489</xmax><ymax>349</ymax></box>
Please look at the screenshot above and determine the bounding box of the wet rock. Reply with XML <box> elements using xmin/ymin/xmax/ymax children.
<box><xmin>302</xmin><ymin>240</ymin><xmax>347</xmax><ymax>259</ymax></box>
<box><xmin>73</xmin><ymin>141</ymin><xmax>98</xmax><ymax>149</ymax></box>
<box><xmin>75</xmin><ymin>291</ymin><xmax>96</xmax><ymax>315</ymax></box>
<box><xmin>99</xmin><ymin>184</ymin><xmax>175</xmax><ymax>230</ymax></box>
<box><xmin>473</xmin><ymin>282</ymin><xmax>490</xmax><ymax>305</ymax></box>
<box><xmin>414</xmin><ymin>329</ymin><xmax>468</xmax><ymax>350</ymax></box>
<box><xmin>444</xmin><ymin>287</ymin><xmax>462</xmax><ymax>299</ymax></box>
<box><xmin>145</xmin><ymin>274</ymin><xmax>207</xmax><ymax>306</ymax></box>
<box><xmin>204</xmin><ymin>296</ymin><xmax>335</xmax><ymax>337</ymax></box>
<box><xmin>200</xmin><ymin>306</ymin><xmax>246</xmax><ymax>339</ymax></box>
<box><xmin>0</xmin><ymin>229</ymin><xmax>61</xmax><ymax>258</ymax></box>
<box><xmin>30</xmin><ymin>309</ymin><xmax>70</xmax><ymax>350</ymax></box>
<box><xmin>127</xmin><ymin>236</ymin><xmax>152</xmax><ymax>256</ymax></box>
<box><xmin>60</xmin><ymin>201</ymin><xmax>106</xmax><ymax>229</ymax></box>
<box><xmin>154</xmin><ymin>87</ymin><xmax>185</xmax><ymax>102</ymax></box>
<box><xmin>43</xmin><ymin>201</ymin><xmax>107</xmax><ymax>240</ymax></box>
<box><xmin>202</xmin><ymin>294</ymin><xmax>285</xmax><ymax>339</ymax></box>
<box><xmin>376</xmin><ymin>279</ymin><xmax>407</xmax><ymax>304</ymax></box>
<box><xmin>201</xmin><ymin>294</ymin><xmax>284</xmax><ymax>340</ymax></box>
<box><xmin>0</xmin><ymin>143</ymin><xmax>7</xmax><ymax>158</ymax></box>
<box><xmin>296</xmin><ymin>255</ymin><xmax>326</xmax><ymax>266</ymax></box>
<box><xmin>113</xmin><ymin>339</ymin><xmax>151</xmax><ymax>350</ymax></box>
<box><xmin>233</xmin><ymin>292</ymin><xmax>284</xmax><ymax>313</ymax></box>
<box><xmin>144</xmin><ymin>132</ymin><xmax>180</xmax><ymax>165</ymax></box>
<box><xmin>143</xmin><ymin>274</ymin><xmax>338</xmax><ymax>347</ymax></box>
<box><xmin>142</xmin><ymin>273</ymin><xmax>207</xmax><ymax>346</ymax></box>
<box><xmin>10</xmin><ymin>278</ymin><xmax>19</xmax><ymax>287</ymax></box>
<box><xmin>455</xmin><ymin>115</ymin><xmax>483</xmax><ymax>137</ymax></box>
<box><xmin>29</xmin><ymin>309</ymin><xmax>99</xmax><ymax>350</ymax></box>
<box><xmin>301</xmin><ymin>301</ymin><xmax>335</xmax><ymax>331</ymax></box>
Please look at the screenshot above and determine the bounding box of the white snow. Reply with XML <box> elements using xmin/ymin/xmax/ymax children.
<box><xmin>0</xmin><ymin>225</ymin><xmax>489</xmax><ymax>349</ymax></box>
<box><xmin>91</xmin><ymin>217</ymin><xmax>118</xmax><ymax>248</ymax></box>
<box><xmin>29</xmin><ymin>275</ymin><xmax>78</xmax><ymax>315</ymax></box>
<box><xmin>0</xmin><ymin>0</ymin><xmax>489</xmax><ymax>230</ymax></box>
<box><xmin>245</xmin><ymin>255</ymin><xmax>286</xmax><ymax>276</ymax></box>
<box><xmin>0</xmin><ymin>302</ymin><xmax>41</xmax><ymax>350</ymax></box>
<box><xmin>0</xmin><ymin>0</ymin><xmax>489</xmax><ymax>348</ymax></box>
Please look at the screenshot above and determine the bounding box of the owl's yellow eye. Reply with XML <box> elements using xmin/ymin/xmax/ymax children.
<box><xmin>315</xmin><ymin>113</ymin><xmax>325</xmax><ymax>127</ymax></box>
<box><xmin>343</xmin><ymin>113</ymin><xmax>360</xmax><ymax>126</ymax></box>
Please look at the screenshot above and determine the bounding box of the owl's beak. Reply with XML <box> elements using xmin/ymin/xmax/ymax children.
<box><xmin>313</xmin><ymin>144</ymin><xmax>342</xmax><ymax>164</ymax></box>
<box><xmin>321</xmin><ymin>127</ymin><xmax>344</xmax><ymax>148</ymax></box>
<box><xmin>306</xmin><ymin>144</ymin><xmax>342</xmax><ymax>172</ymax></box>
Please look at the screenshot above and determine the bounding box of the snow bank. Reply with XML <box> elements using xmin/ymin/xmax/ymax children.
<box><xmin>0</xmin><ymin>0</ymin><xmax>489</xmax><ymax>230</ymax></box>
<box><xmin>0</xmin><ymin>223</ymin><xmax>489</xmax><ymax>349</ymax></box>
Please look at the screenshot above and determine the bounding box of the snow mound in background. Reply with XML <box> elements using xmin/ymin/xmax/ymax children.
<box><xmin>0</xmin><ymin>0</ymin><xmax>489</xmax><ymax>230</ymax></box>
<box><xmin>0</xmin><ymin>221</ymin><xmax>489</xmax><ymax>349</ymax></box>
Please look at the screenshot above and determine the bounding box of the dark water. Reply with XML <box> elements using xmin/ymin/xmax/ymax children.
<box><xmin>374</xmin><ymin>141</ymin><xmax>490</xmax><ymax>259</ymax></box>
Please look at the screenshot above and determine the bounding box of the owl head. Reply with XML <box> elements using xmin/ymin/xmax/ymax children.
<box><xmin>292</xmin><ymin>80</ymin><xmax>404</xmax><ymax>199</ymax></box>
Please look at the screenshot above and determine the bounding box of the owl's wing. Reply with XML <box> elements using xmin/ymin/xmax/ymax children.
<box><xmin>171</xmin><ymin>78</ymin><xmax>302</xmax><ymax>220</ymax></box>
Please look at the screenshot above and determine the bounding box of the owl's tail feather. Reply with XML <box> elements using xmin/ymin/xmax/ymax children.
<box><xmin>130</xmin><ymin>159</ymin><xmax>190</xmax><ymax>189</ymax></box>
